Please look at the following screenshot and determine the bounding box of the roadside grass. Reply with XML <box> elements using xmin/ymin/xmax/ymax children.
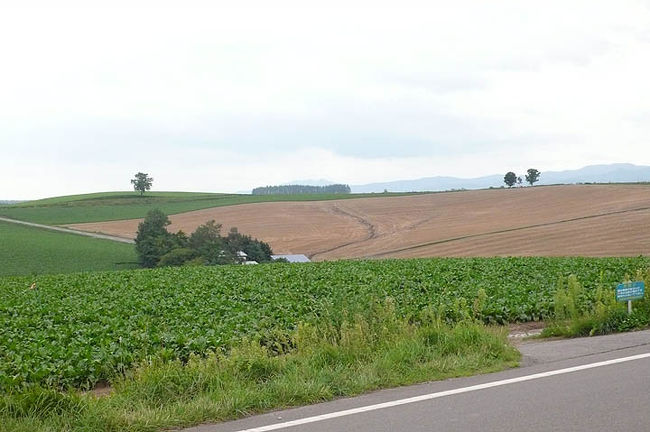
<box><xmin>0</xmin><ymin>191</ymin><xmax>424</xmax><ymax>225</ymax></box>
<box><xmin>0</xmin><ymin>302</ymin><xmax>519</xmax><ymax>432</ymax></box>
<box><xmin>0</xmin><ymin>221</ymin><xmax>137</xmax><ymax>277</ymax></box>
<box><xmin>542</xmin><ymin>270</ymin><xmax>650</xmax><ymax>338</ymax></box>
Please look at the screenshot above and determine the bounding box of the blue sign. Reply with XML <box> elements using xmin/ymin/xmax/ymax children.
<box><xmin>616</xmin><ymin>281</ymin><xmax>645</xmax><ymax>302</ymax></box>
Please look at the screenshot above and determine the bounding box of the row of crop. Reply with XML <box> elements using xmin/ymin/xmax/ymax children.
<box><xmin>0</xmin><ymin>256</ymin><xmax>647</xmax><ymax>390</ymax></box>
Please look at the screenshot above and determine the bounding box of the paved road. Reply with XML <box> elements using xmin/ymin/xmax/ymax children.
<box><xmin>0</xmin><ymin>216</ymin><xmax>135</xmax><ymax>244</ymax></box>
<box><xmin>183</xmin><ymin>330</ymin><xmax>650</xmax><ymax>432</ymax></box>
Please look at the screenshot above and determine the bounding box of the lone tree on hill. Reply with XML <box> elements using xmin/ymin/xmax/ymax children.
<box><xmin>504</xmin><ymin>171</ymin><xmax>517</xmax><ymax>188</ymax></box>
<box><xmin>131</xmin><ymin>172</ymin><xmax>153</xmax><ymax>196</ymax></box>
<box><xmin>525</xmin><ymin>168</ymin><xmax>541</xmax><ymax>186</ymax></box>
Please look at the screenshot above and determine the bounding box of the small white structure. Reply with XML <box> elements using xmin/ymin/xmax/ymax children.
<box><xmin>243</xmin><ymin>260</ymin><xmax>258</xmax><ymax>265</ymax></box>
<box><xmin>271</xmin><ymin>254</ymin><xmax>311</xmax><ymax>263</ymax></box>
<box><xmin>235</xmin><ymin>251</ymin><xmax>248</xmax><ymax>264</ymax></box>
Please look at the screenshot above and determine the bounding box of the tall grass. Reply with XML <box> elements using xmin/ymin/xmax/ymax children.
<box><xmin>543</xmin><ymin>269</ymin><xmax>650</xmax><ymax>337</ymax></box>
<box><xmin>0</xmin><ymin>300</ymin><xmax>519</xmax><ymax>432</ymax></box>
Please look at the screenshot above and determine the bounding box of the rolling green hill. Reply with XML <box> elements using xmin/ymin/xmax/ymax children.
<box><xmin>0</xmin><ymin>190</ymin><xmax>423</xmax><ymax>225</ymax></box>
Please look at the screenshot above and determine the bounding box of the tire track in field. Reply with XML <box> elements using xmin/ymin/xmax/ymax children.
<box><xmin>367</xmin><ymin>206</ymin><xmax>650</xmax><ymax>258</ymax></box>
<box><xmin>308</xmin><ymin>205</ymin><xmax>379</xmax><ymax>260</ymax></box>
<box><xmin>310</xmin><ymin>213</ymin><xmax>438</xmax><ymax>259</ymax></box>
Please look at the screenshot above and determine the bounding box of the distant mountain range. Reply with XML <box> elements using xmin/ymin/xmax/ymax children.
<box><xmin>280</xmin><ymin>164</ymin><xmax>650</xmax><ymax>194</ymax></box>
<box><xmin>348</xmin><ymin>163</ymin><xmax>650</xmax><ymax>193</ymax></box>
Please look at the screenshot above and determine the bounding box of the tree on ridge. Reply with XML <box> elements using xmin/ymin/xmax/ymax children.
<box><xmin>131</xmin><ymin>172</ymin><xmax>153</xmax><ymax>196</ymax></box>
<box><xmin>525</xmin><ymin>168</ymin><xmax>541</xmax><ymax>186</ymax></box>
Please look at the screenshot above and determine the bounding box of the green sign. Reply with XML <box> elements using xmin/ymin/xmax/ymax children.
<box><xmin>616</xmin><ymin>281</ymin><xmax>645</xmax><ymax>302</ymax></box>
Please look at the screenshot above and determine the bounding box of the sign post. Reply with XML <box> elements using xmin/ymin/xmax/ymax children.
<box><xmin>616</xmin><ymin>281</ymin><xmax>645</xmax><ymax>315</ymax></box>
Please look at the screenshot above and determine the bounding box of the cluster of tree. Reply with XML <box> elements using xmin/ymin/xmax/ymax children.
<box><xmin>135</xmin><ymin>209</ymin><xmax>272</xmax><ymax>268</ymax></box>
<box><xmin>131</xmin><ymin>172</ymin><xmax>153</xmax><ymax>196</ymax></box>
<box><xmin>504</xmin><ymin>169</ymin><xmax>541</xmax><ymax>188</ymax></box>
<box><xmin>252</xmin><ymin>184</ymin><xmax>351</xmax><ymax>195</ymax></box>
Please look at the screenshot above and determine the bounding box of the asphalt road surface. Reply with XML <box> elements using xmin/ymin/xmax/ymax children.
<box><xmin>183</xmin><ymin>330</ymin><xmax>650</xmax><ymax>432</ymax></box>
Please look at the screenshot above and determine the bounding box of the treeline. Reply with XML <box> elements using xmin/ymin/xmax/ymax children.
<box><xmin>135</xmin><ymin>209</ymin><xmax>272</xmax><ymax>268</ymax></box>
<box><xmin>252</xmin><ymin>184</ymin><xmax>351</xmax><ymax>195</ymax></box>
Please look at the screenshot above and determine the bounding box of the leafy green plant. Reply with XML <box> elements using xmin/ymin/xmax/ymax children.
<box><xmin>0</xmin><ymin>256</ymin><xmax>648</xmax><ymax>390</ymax></box>
<box><xmin>0</xmin><ymin>303</ymin><xmax>519</xmax><ymax>432</ymax></box>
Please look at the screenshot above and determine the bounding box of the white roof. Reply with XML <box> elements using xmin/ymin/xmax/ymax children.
<box><xmin>271</xmin><ymin>254</ymin><xmax>311</xmax><ymax>263</ymax></box>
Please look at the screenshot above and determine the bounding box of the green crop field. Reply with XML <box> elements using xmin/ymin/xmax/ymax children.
<box><xmin>0</xmin><ymin>221</ymin><xmax>137</xmax><ymax>277</ymax></box>
<box><xmin>0</xmin><ymin>191</ymin><xmax>424</xmax><ymax>225</ymax></box>
<box><xmin>1</xmin><ymin>256</ymin><xmax>647</xmax><ymax>391</ymax></box>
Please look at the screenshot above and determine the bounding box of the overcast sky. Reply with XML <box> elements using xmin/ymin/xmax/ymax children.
<box><xmin>2</xmin><ymin>1</ymin><xmax>650</xmax><ymax>199</ymax></box>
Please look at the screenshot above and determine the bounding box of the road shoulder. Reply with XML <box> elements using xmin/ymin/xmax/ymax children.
<box><xmin>179</xmin><ymin>329</ymin><xmax>650</xmax><ymax>432</ymax></box>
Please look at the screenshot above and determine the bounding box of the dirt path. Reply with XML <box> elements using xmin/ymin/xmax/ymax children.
<box><xmin>309</xmin><ymin>205</ymin><xmax>379</xmax><ymax>260</ymax></box>
<box><xmin>0</xmin><ymin>216</ymin><xmax>135</xmax><ymax>244</ymax></box>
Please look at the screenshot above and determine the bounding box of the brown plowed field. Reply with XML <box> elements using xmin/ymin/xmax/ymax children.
<box><xmin>66</xmin><ymin>185</ymin><xmax>650</xmax><ymax>260</ymax></box>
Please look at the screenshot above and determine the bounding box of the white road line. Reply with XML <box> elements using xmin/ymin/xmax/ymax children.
<box><xmin>233</xmin><ymin>352</ymin><xmax>650</xmax><ymax>432</ymax></box>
